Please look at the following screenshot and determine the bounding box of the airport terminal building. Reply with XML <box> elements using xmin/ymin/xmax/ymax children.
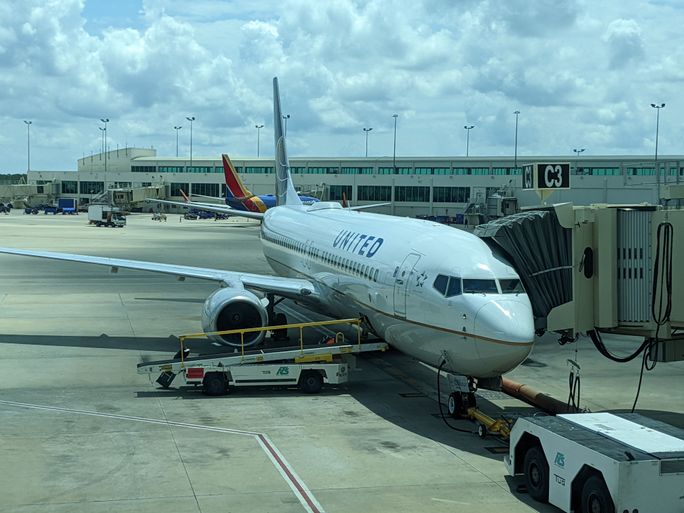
<box><xmin>26</xmin><ymin>148</ymin><xmax>683</xmax><ymax>215</ymax></box>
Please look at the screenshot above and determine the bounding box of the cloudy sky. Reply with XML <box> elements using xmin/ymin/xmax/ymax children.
<box><xmin>1</xmin><ymin>0</ymin><xmax>682</xmax><ymax>172</ymax></box>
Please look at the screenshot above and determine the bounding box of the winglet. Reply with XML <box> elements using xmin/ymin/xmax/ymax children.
<box><xmin>180</xmin><ymin>189</ymin><xmax>190</xmax><ymax>202</ymax></box>
<box><xmin>273</xmin><ymin>77</ymin><xmax>302</xmax><ymax>207</ymax></box>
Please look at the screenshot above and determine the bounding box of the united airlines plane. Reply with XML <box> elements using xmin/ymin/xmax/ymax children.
<box><xmin>0</xmin><ymin>78</ymin><xmax>534</xmax><ymax>390</ymax></box>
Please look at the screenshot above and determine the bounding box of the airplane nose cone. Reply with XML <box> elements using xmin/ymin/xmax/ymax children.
<box><xmin>474</xmin><ymin>300</ymin><xmax>535</xmax><ymax>343</ymax></box>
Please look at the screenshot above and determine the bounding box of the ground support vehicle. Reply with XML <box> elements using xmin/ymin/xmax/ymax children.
<box><xmin>58</xmin><ymin>198</ymin><xmax>77</xmax><ymax>214</ymax></box>
<box><xmin>137</xmin><ymin>318</ymin><xmax>388</xmax><ymax>395</ymax></box>
<box><xmin>88</xmin><ymin>204</ymin><xmax>126</xmax><ymax>227</ymax></box>
<box><xmin>506</xmin><ymin>412</ymin><xmax>684</xmax><ymax>513</ymax></box>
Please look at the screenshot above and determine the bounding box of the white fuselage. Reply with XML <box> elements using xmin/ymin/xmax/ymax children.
<box><xmin>260</xmin><ymin>203</ymin><xmax>535</xmax><ymax>378</ymax></box>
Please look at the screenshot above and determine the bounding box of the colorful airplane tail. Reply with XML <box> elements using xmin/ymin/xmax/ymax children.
<box><xmin>273</xmin><ymin>77</ymin><xmax>303</xmax><ymax>207</ymax></box>
<box><xmin>221</xmin><ymin>154</ymin><xmax>267</xmax><ymax>213</ymax></box>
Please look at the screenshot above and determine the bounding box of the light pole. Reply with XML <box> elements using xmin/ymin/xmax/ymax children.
<box><xmin>282</xmin><ymin>114</ymin><xmax>290</xmax><ymax>136</ymax></box>
<box><xmin>651</xmin><ymin>102</ymin><xmax>665</xmax><ymax>203</ymax></box>
<box><xmin>186</xmin><ymin>116</ymin><xmax>195</xmax><ymax>165</ymax></box>
<box><xmin>174</xmin><ymin>126</ymin><xmax>182</xmax><ymax>157</ymax></box>
<box><xmin>98</xmin><ymin>127</ymin><xmax>105</xmax><ymax>155</ymax></box>
<box><xmin>23</xmin><ymin>120</ymin><xmax>32</xmax><ymax>172</ymax></box>
<box><xmin>363</xmin><ymin>127</ymin><xmax>372</xmax><ymax>157</ymax></box>
<box><xmin>513</xmin><ymin>111</ymin><xmax>520</xmax><ymax>171</ymax></box>
<box><xmin>573</xmin><ymin>148</ymin><xmax>585</xmax><ymax>175</ymax></box>
<box><xmin>255</xmin><ymin>124</ymin><xmax>264</xmax><ymax>157</ymax></box>
<box><xmin>100</xmin><ymin>118</ymin><xmax>109</xmax><ymax>173</ymax></box>
<box><xmin>392</xmin><ymin>114</ymin><xmax>398</xmax><ymax>172</ymax></box>
<box><xmin>464</xmin><ymin>125</ymin><xmax>474</xmax><ymax>157</ymax></box>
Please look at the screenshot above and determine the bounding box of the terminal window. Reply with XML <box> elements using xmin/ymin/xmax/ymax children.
<box><xmin>243</xmin><ymin>166</ymin><xmax>274</xmax><ymax>174</ymax></box>
<box><xmin>394</xmin><ymin>186</ymin><xmax>429</xmax><ymax>202</ymax></box>
<box><xmin>187</xmin><ymin>166</ymin><xmax>211</xmax><ymax>174</ymax></box>
<box><xmin>328</xmin><ymin>185</ymin><xmax>352</xmax><ymax>201</ymax></box>
<box><xmin>79</xmin><ymin>181</ymin><xmax>104</xmax><ymax>194</ymax></box>
<box><xmin>159</xmin><ymin>166</ymin><xmax>184</xmax><ymax>173</ymax></box>
<box><xmin>132</xmin><ymin>165</ymin><xmax>156</xmax><ymax>173</ymax></box>
<box><xmin>342</xmin><ymin>167</ymin><xmax>373</xmax><ymax>174</ymax></box>
<box><xmin>358</xmin><ymin>185</ymin><xmax>391</xmax><ymax>201</ymax></box>
<box><xmin>192</xmin><ymin>183</ymin><xmax>219</xmax><ymax>197</ymax></box>
<box><xmin>377</xmin><ymin>167</ymin><xmax>398</xmax><ymax>175</ymax></box>
<box><xmin>170</xmin><ymin>183</ymin><xmax>189</xmax><ymax>196</ymax></box>
<box><xmin>433</xmin><ymin>186</ymin><xmax>469</xmax><ymax>203</ymax></box>
<box><xmin>61</xmin><ymin>181</ymin><xmax>77</xmax><ymax>194</ymax></box>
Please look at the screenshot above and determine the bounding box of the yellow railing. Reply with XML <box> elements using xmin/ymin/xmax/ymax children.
<box><xmin>177</xmin><ymin>318</ymin><xmax>363</xmax><ymax>366</ymax></box>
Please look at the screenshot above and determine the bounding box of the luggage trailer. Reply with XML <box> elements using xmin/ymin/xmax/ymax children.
<box><xmin>506</xmin><ymin>412</ymin><xmax>684</xmax><ymax>513</ymax></box>
<box><xmin>137</xmin><ymin>318</ymin><xmax>388</xmax><ymax>395</ymax></box>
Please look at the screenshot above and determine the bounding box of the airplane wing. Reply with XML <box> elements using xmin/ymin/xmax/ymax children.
<box><xmin>348</xmin><ymin>202</ymin><xmax>391</xmax><ymax>211</ymax></box>
<box><xmin>146</xmin><ymin>198</ymin><xmax>264</xmax><ymax>220</ymax></box>
<box><xmin>0</xmin><ymin>247</ymin><xmax>317</xmax><ymax>299</ymax></box>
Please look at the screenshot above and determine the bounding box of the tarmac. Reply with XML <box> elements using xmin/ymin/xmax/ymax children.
<box><xmin>0</xmin><ymin>211</ymin><xmax>682</xmax><ymax>513</ymax></box>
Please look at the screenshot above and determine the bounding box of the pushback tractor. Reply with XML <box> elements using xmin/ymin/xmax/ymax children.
<box><xmin>506</xmin><ymin>412</ymin><xmax>684</xmax><ymax>513</ymax></box>
<box><xmin>137</xmin><ymin>318</ymin><xmax>387</xmax><ymax>395</ymax></box>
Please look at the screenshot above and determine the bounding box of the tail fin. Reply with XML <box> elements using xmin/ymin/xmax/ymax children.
<box><xmin>273</xmin><ymin>77</ymin><xmax>302</xmax><ymax>207</ymax></box>
<box><xmin>222</xmin><ymin>154</ymin><xmax>254</xmax><ymax>201</ymax></box>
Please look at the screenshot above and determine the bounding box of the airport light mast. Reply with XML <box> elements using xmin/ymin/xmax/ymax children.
<box><xmin>174</xmin><ymin>126</ymin><xmax>182</xmax><ymax>157</ymax></box>
<box><xmin>392</xmin><ymin>114</ymin><xmax>398</xmax><ymax>172</ymax></box>
<box><xmin>464</xmin><ymin>125</ymin><xmax>474</xmax><ymax>157</ymax></box>
<box><xmin>100</xmin><ymin>118</ymin><xmax>109</xmax><ymax>173</ymax></box>
<box><xmin>363</xmin><ymin>127</ymin><xmax>372</xmax><ymax>157</ymax></box>
<box><xmin>186</xmin><ymin>116</ymin><xmax>195</xmax><ymax>166</ymax></box>
<box><xmin>513</xmin><ymin>111</ymin><xmax>520</xmax><ymax>172</ymax></box>
<box><xmin>651</xmin><ymin>102</ymin><xmax>665</xmax><ymax>204</ymax></box>
<box><xmin>255</xmin><ymin>124</ymin><xmax>264</xmax><ymax>157</ymax></box>
<box><xmin>23</xmin><ymin>120</ymin><xmax>32</xmax><ymax>172</ymax></box>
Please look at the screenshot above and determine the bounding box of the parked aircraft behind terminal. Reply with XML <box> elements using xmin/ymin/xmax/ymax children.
<box><xmin>176</xmin><ymin>154</ymin><xmax>319</xmax><ymax>214</ymax></box>
<box><xmin>0</xmin><ymin>77</ymin><xmax>535</xmax><ymax>387</ymax></box>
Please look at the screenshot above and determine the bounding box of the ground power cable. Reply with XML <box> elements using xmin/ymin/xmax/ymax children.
<box><xmin>631</xmin><ymin>221</ymin><xmax>673</xmax><ymax>413</ymax></box>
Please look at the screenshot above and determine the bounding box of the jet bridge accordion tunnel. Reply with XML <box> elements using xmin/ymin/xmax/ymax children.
<box><xmin>475</xmin><ymin>203</ymin><xmax>684</xmax><ymax>362</ymax></box>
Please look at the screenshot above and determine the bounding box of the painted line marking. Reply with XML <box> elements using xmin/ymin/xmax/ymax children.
<box><xmin>0</xmin><ymin>399</ymin><xmax>324</xmax><ymax>513</ymax></box>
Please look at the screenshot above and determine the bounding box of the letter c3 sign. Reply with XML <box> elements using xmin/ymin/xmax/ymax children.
<box><xmin>522</xmin><ymin>163</ymin><xmax>570</xmax><ymax>190</ymax></box>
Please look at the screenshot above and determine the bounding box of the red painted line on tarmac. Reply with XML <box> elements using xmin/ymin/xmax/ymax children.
<box><xmin>257</xmin><ymin>433</ymin><xmax>321</xmax><ymax>513</ymax></box>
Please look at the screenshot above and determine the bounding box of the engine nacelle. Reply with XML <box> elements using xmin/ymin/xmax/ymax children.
<box><xmin>201</xmin><ymin>288</ymin><xmax>268</xmax><ymax>347</ymax></box>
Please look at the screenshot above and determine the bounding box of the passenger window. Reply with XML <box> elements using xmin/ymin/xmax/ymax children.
<box><xmin>500</xmin><ymin>279</ymin><xmax>524</xmax><ymax>293</ymax></box>
<box><xmin>374</xmin><ymin>268</ymin><xmax>379</xmax><ymax>282</ymax></box>
<box><xmin>446</xmin><ymin>277</ymin><xmax>462</xmax><ymax>297</ymax></box>
<box><xmin>433</xmin><ymin>274</ymin><xmax>448</xmax><ymax>295</ymax></box>
<box><xmin>463</xmin><ymin>279</ymin><xmax>498</xmax><ymax>294</ymax></box>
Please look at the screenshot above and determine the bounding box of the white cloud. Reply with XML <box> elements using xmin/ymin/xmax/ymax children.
<box><xmin>0</xmin><ymin>0</ymin><xmax>682</xmax><ymax>171</ymax></box>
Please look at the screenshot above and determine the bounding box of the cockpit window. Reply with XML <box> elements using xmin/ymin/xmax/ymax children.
<box><xmin>433</xmin><ymin>274</ymin><xmax>462</xmax><ymax>298</ymax></box>
<box><xmin>433</xmin><ymin>274</ymin><xmax>448</xmax><ymax>295</ymax></box>
<box><xmin>446</xmin><ymin>277</ymin><xmax>462</xmax><ymax>297</ymax></box>
<box><xmin>500</xmin><ymin>278</ymin><xmax>524</xmax><ymax>293</ymax></box>
<box><xmin>463</xmin><ymin>279</ymin><xmax>498</xmax><ymax>294</ymax></box>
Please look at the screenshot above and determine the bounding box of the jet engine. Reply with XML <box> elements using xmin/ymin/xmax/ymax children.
<box><xmin>201</xmin><ymin>288</ymin><xmax>268</xmax><ymax>347</ymax></box>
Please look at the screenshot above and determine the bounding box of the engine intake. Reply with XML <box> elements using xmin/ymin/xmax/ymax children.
<box><xmin>201</xmin><ymin>288</ymin><xmax>267</xmax><ymax>347</ymax></box>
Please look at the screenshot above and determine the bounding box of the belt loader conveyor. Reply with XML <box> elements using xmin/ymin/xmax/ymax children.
<box><xmin>137</xmin><ymin>341</ymin><xmax>388</xmax><ymax>396</ymax></box>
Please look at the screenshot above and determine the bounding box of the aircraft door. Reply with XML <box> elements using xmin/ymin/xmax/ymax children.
<box><xmin>393</xmin><ymin>253</ymin><xmax>421</xmax><ymax>318</ymax></box>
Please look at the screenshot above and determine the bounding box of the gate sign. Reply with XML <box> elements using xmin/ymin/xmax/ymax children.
<box><xmin>521</xmin><ymin>163</ymin><xmax>570</xmax><ymax>190</ymax></box>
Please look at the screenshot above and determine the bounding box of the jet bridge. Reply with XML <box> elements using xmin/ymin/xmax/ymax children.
<box><xmin>475</xmin><ymin>202</ymin><xmax>684</xmax><ymax>362</ymax></box>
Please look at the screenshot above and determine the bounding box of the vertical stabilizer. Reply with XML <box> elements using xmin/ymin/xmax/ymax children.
<box><xmin>273</xmin><ymin>77</ymin><xmax>303</xmax><ymax>207</ymax></box>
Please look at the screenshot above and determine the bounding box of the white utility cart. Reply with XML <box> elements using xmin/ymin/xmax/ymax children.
<box><xmin>506</xmin><ymin>412</ymin><xmax>684</xmax><ymax>513</ymax></box>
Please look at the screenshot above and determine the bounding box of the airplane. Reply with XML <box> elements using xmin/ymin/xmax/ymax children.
<box><xmin>182</xmin><ymin>154</ymin><xmax>320</xmax><ymax>213</ymax></box>
<box><xmin>0</xmin><ymin>77</ymin><xmax>535</xmax><ymax>403</ymax></box>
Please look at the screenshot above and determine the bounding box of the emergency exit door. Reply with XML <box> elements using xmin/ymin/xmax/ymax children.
<box><xmin>393</xmin><ymin>253</ymin><xmax>421</xmax><ymax>318</ymax></box>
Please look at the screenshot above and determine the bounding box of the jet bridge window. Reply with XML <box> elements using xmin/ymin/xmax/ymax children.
<box><xmin>433</xmin><ymin>274</ymin><xmax>462</xmax><ymax>298</ymax></box>
<box><xmin>499</xmin><ymin>279</ymin><xmax>524</xmax><ymax>294</ymax></box>
<box><xmin>463</xmin><ymin>279</ymin><xmax>498</xmax><ymax>294</ymax></box>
